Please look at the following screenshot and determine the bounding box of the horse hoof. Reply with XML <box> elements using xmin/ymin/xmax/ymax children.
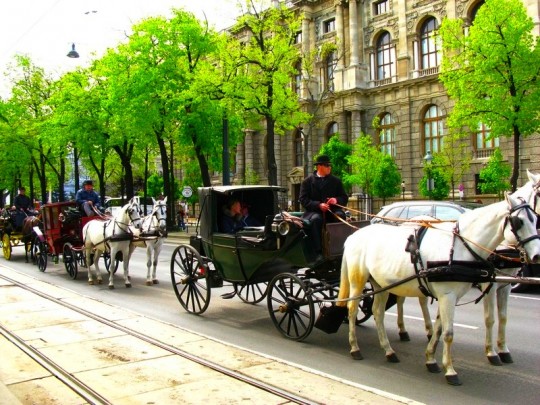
<box><xmin>351</xmin><ymin>351</ymin><xmax>364</xmax><ymax>360</ymax></box>
<box><xmin>88</xmin><ymin>280</ymin><xmax>94</xmax><ymax>285</ymax></box>
<box><xmin>98</xmin><ymin>280</ymin><xmax>103</xmax><ymax>284</ymax></box>
<box><xmin>445</xmin><ymin>374</ymin><xmax>462</xmax><ymax>386</ymax></box>
<box><xmin>487</xmin><ymin>355</ymin><xmax>503</xmax><ymax>366</ymax></box>
<box><xmin>426</xmin><ymin>363</ymin><xmax>441</xmax><ymax>373</ymax></box>
<box><xmin>498</xmin><ymin>352</ymin><xmax>513</xmax><ymax>364</ymax></box>
<box><xmin>108</xmin><ymin>285</ymin><xmax>115</xmax><ymax>290</ymax></box>
<box><xmin>399</xmin><ymin>332</ymin><xmax>410</xmax><ymax>342</ymax></box>
<box><xmin>146</xmin><ymin>281</ymin><xmax>152</xmax><ymax>286</ymax></box>
<box><xmin>125</xmin><ymin>283</ymin><xmax>132</xmax><ymax>288</ymax></box>
<box><xmin>153</xmin><ymin>279</ymin><xmax>159</xmax><ymax>284</ymax></box>
<box><xmin>386</xmin><ymin>353</ymin><xmax>400</xmax><ymax>363</ymax></box>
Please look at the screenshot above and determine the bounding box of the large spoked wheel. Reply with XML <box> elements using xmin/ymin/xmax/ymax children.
<box><xmin>267</xmin><ymin>273</ymin><xmax>315</xmax><ymax>341</ymax></box>
<box><xmin>234</xmin><ymin>282</ymin><xmax>268</xmax><ymax>304</ymax></box>
<box><xmin>34</xmin><ymin>239</ymin><xmax>47</xmax><ymax>272</ymax></box>
<box><xmin>2</xmin><ymin>233</ymin><xmax>11</xmax><ymax>260</ymax></box>
<box><xmin>170</xmin><ymin>244</ymin><xmax>210</xmax><ymax>315</ymax></box>
<box><xmin>63</xmin><ymin>243</ymin><xmax>78</xmax><ymax>280</ymax></box>
<box><xmin>103</xmin><ymin>251</ymin><xmax>119</xmax><ymax>274</ymax></box>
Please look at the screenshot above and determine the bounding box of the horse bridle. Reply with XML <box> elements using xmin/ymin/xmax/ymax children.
<box><xmin>503</xmin><ymin>200</ymin><xmax>540</xmax><ymax>249</ymax></box>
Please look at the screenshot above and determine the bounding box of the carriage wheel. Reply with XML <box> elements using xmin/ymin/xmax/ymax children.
<box><xmin>234</xmin><ymin>282</ymin><xmax>268</xmax><ymax>304</ymax></box>
<box><xmin>63</xmin><ymin>243</ymin><xmax>78</xmax><ymax>280</ymax></box>
<box><xmin>170</xmin><ymin>244</ymin><xmax>210</xmax><ymax>315</ymax></box>
<box><xmin>103</xmin><ymin>251</ymin><xmax>119</xmax><ymax>274</ymax></box>
<box><xmin>34</xmin><ymin>239</ymin><xmax>47</xmax><ymax>272</ymax></box>
<box><xmin>2</xmin><ymin>233</ymin><xmax>11</xmax><ymax>260</ymax></box>
<box><xmin>355</xmin><ymin>282</ymin><xmax>375</xmax><ymax>324</ymax></box>
<box><xmin>267</xmin><ymin>273</ymin><xmax>315</xmax><ymax>341</ymax></box>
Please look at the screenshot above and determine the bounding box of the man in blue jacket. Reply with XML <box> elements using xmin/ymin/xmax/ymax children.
<box><xmin>75</xmin><ymin>180</ymin><xmax>102</xmax><ymax>216</ymax></box>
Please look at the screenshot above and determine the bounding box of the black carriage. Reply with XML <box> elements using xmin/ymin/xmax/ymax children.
<box><xmin>170</xmin><ymin>185</ymin><xmax>374</xmax><ymax>341</ymax></box>
<box><xmin>40</xmin><ymin>202</ymin><xmax>114</xmax><ymax>278</ymax></box>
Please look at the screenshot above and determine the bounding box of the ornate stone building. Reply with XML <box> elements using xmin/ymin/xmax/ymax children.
<box><xmin>235</xmin><ymin>0</ymin><xmax>540</xmax><ymax>209</ymax></box>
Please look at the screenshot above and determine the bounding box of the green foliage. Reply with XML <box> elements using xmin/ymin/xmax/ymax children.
<box><xmin>244</xmin><ymin>166</ymin><xmax>260</xmax><ymax>185</ymax></box>
<box><xmin>439</xmin><ymin>0</ymin><xmax>540</xmax><ymax>190</ymax></box>
<box><xmin>146</xmin><ymin>174</ymin><xmax>164</xmax><ymax>197</ymax></box>
<box><xmin>345</xmin><ymin>133</ymin><xmax>401</xmax><ymax>199</ymax></box>
<box><xmin>418</xmin><ymin>163</ymin><xmax>451</xmax><ymax>200</ymax></box>
<box><xmin>478</xmin><ymin>148</ymin><xmax>512</xmax><ymax>197</ymax></box>
<box><xmin>372</xmin><ymin>155</ymin><xmax>402</xmax><ymax>203</ymax></box>
<box><xmin>318</xmin><ymin>135</ymin><xmax>352</xmax><ymax>186</ymax></box>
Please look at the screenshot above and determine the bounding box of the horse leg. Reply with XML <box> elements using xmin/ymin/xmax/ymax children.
<box><xmin>496</xmin><ymin>283</ymin><xmax>513</xmax><ymax>363</ymax></box>
<box><xmin>85</xmin><ymin>247</ymin><xmax>95</xmax><ymax>285</ymax></box>
<box><xmin>482</xmin><ymin>283</ymin><xmax>501</xmax><ymax>365</ymax></box>
<box><xmin>145</xmin><ymin>244</ymin><xmax>153</xmax><ymax>286</ymax></box>
<box><xmin>437</xmin><ymin>294</ymin><xmax>462</xmax><ymax>386</ymax></box>
<box><xmin>122</xmin><ymin>246</ymin><xmax>131</xmax><ymax>288</ymax></box>
<box><xmin>347</xmin><ymin>297</ymin><xmax>363</xmax><ymax>360</ymax></box>
<box><xmin>93</xmin><ymin>250</ymin><xmax>103</xmax><ymax>285</ymax></box>
<box><xmin>419</xmin><ymin>297</ymin><xmax>433</xmax><ymax>340</ymax></box>
<box><xmin>395</xmin><ymin>296</ymin><xmax>410</xmax><ymax>341</ymax></box>
<box><xmin>425</xmin><ymin>308</ymin><xmax>442</xmax><ymax>374</ymax></box>
<box><xmin>373</xmin><ymin>291</ymin><xmax>399</xmax><ymax>362</ymax></box>
<box><xmin>152</xmin><ymin>241</ymin><xmax>162</xmax><ymax>284</ymax></box>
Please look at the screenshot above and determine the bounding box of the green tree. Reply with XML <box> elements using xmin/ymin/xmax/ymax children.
<box><xmin>436</xmin><ymin>131</ymin><xmax>471</xmax><ymax>200</ymax></box>
<box><xmin>478</xmin><ymin>148</ymin><xmax>511</xmax><ymax>197</ymax></box>
<box><xmin>345</xmin><ymin>134</ymin><xmax>381</xmax><ymax>196</ymax></box>
<box><xmin>318</xmin><ymin>135</ymin><xmax>352</xmax><ymax>190</ymax></box>
<box><xmin>439</xmin><ymin>0</ymin><xmax>540</xmax><ymax>191</ymax></box>
<box><xmin>233</xmin><ymin>1</ymin><xmax>308</xmax><ymax>185</ymax></box>
<box><xmin>418</xmin><ymin>155</ymin><xmax>451</xmax><ymax>200</ymax></box>
<box><xmin>372</xmin><ymin>154</ymin><xmax>402</xmax><ymax>205</ymax></box>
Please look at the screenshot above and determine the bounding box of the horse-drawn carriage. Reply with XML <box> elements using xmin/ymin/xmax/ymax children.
<box><xmin>170</xmin><ymin>185</ymin><xmax>375</xmax><ymax>341</ymax></box>
<box><xmin>1</xmin><ymin>208</ymin><xmax>41</xmax><ymax>263</ymax></box>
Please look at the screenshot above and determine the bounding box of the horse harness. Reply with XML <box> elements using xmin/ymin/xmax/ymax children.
<box><xmin>405</xmin><ymin>200</ymin><xmax>539</xmax><ymax>301</ymax></box>
<box><xmin>138</xmin><ymin>204</ymin><xmax>167</xmax><ymax>239</ymax></box>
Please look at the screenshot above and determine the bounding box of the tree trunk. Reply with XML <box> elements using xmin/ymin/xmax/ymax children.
<box><xmin>266</xmin><ymin>85</ymin><xmax>277</xmax><ymax>186</ymax></box>
<box><xmin>511</xmin><ymin>126</ymin><xmax>520</xmax><ymax>192</ymax></box>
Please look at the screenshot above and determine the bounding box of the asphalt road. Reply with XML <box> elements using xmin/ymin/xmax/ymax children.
<box><xmin>3</xmin><ymin>240</ymin><xmax>539</xmax><ymax>405</ymax></box>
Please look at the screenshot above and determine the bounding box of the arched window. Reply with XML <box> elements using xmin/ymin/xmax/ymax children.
<box><xmin>376</xmin><ymin>31</ymin><xmax>394</xmax><ymax>80</ymax></box>
<box><xmin>326</xmin><ymin>121</ymin><xmax>338</xmax><ymax>142</ymax></box>
<box><xmin>378</xmin><ymin>113</ymin><xmax>396</xmax><ymax>156</ymax></box>
<box><xmin>420</xmin><ymin>17</ymin><xmax>439</xmax><ymax>69</ymax></box>
<box><xmin>474</xmin><ymin>122</ymin><xmax>499</xmax><ymax>158</ymax></box>
<box><xmin>470</xmin><ymin>1</ymin><xmax>485</xmax><ymax>23</ymax></box>
<box><xmin>423</xmin><ymin>105</ymin><xmax>444</xmax><ymax>153</ymax></box>
<box><xmin>294</xmin><ymin>129</ymin><xmax>303</xmax><ymax>166</ymax></box>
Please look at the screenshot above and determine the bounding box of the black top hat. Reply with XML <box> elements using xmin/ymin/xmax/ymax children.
<box><xmin>314</xmin><ymin>155</ymin><xmax>331</xmax><ymax>165</ymax></box>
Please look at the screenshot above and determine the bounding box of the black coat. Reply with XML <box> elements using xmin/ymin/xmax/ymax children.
<box><xmin>299</xmin><ymin>171</ymin><xmax>348</xmax><ymax>221</ymax></box>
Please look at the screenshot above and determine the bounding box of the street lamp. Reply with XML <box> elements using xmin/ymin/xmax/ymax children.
<box><xmin>401</xmin><ymin>181</ymin><xmax>405</xmax><ymax>200</ymax></box>
<box><xmin>67</xmin><ymin>43</ymin><xmax>80</xmax><ymax>58</ymax></box>
<box><xmin>423</xmin><ymin>150</ymin><xmax>434</xmax><ymax>199</ymax></box>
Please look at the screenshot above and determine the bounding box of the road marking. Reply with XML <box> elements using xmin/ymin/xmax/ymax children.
<box><xmin>385</xmin><ymin>312</ymin><xmax>479</xmax><ymax>330</ymax></box>
<box><xmin>511</xmin><ymin>294</ymin><xmax>540</xmax><ymax>301</ymax></box>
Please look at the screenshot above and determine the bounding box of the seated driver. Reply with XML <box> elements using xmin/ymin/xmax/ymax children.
<box><xmin>75</xmin><ymin>180</ymin><xmax>103</xmax><ymax>217</ymax></box>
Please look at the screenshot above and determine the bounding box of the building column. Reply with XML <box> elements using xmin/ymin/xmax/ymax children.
<box><xmin>350</xmin><ymin>110</ymin><xmax>362</xmax><ymax>142</ymax></box>
<box><xmin>349</xmin><ymin>0</ymin><xmax>359</xmax><ymax>66</ymax></box>
<box><xmin>335</xmin><ymin>1</ymin><xmax>345</xmax><ymax>70</ymax></box>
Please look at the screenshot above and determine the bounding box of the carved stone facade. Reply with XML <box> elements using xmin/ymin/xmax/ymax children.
<box><xmin>237</xmin><ymin>0</ymin><xmax>540</xmax><ymax>206</ymax></box>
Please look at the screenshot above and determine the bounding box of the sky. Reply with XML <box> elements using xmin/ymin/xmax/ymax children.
<box><xmin>0</xmin><ymin>0</ymin><xmax>243</xmax><ymax>96</ymax></box>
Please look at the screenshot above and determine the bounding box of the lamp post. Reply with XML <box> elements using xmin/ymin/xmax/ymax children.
<box><xmin>66</xmin><ymin>43</ymin><xmax>80</xmax><ymax>58</ymax></box>
<box><xmin>423</xmin><ymin>150</ymin><xmax>434</xmax><ymax>199</ymax></box>
<box><xmin>401</xmin><ymin>181</ymin><xmax>405</xmax><ymax>200</ymax></box>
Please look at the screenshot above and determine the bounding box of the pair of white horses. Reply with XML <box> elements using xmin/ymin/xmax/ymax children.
<box><xmin>338</xmin><ymin>171</ymin><xmax>540</xmax><ymax>385</ymax></box>
<box><xmin>82</xmin><ymin>197</ymin><xmax>167</xmax><ymax>289</ymax></box>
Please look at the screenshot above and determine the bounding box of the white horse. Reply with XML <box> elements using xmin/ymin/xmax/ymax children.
<box><xmin>128</xmin><ymin>197</ymin><xmax>168</xmax><ymax>285</ymax></box>
<box><xmin>394</xmin><ymin>170</ymin><xmax>540</xmax><ymax>364</ymax></box>
<box><xmin>82</xmin><ymin>198</ymin><xmax>142</xmax><ymax>289</ymax></box>
<box><xmin>337</xmin><ymin>193</ymin><xmax>540</xmax><ymax>385</ymax></box>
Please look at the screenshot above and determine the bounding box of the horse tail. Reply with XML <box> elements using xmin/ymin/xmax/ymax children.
<box><xmin>337</xmin><ymin>248</ymin><xmax>350</xmax><ymax>307</ymax></box>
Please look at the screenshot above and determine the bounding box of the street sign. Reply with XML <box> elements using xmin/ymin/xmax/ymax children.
<box><xmin>181</xmin><ymin>186</ymin><xmax>193</xmax><ymax>198</ymax></box>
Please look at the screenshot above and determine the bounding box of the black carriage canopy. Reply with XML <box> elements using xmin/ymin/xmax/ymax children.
<box><xmin>197</xmin><ymin>185</ymin><xmax>287</xmax><ymax>240</ymax></box>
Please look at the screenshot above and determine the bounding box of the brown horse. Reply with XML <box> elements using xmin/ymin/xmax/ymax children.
<box><xmin>21</xmin><ymin>214</ymin><xmax>42</xmax><ymax>263</ymax></box>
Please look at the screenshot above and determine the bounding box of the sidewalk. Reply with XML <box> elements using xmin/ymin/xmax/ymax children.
<box><xmin>0</xmin><ymin>265</ymin><xmax>421</xmax><ymax>405</ymax></box>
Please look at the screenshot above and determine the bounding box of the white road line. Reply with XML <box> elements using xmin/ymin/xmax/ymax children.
<box><xmin>385</xmin><ymin>312</ymin><xmax>479</xmax><ymax>330</ymax></box>
<box><xmin>511</xmin><ymin>294</ymin><xmax>540</xmax><ymax>301</ymax></box>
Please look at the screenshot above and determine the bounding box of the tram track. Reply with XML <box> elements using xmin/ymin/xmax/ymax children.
<box><xmin>0</xmin><ymin>272</ymin><xmax>320</xmax><ymax>405</ymax></box>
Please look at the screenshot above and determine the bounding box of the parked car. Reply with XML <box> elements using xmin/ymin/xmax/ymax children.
<box><xmin>371</xmin><ymin>200</ymin><xmax>474</xmax><ymax>225</ymax></box>
<box><xmin>371</xmin><ymin>199</ymin><xmax>539</xmax><ymax>293</ymax></box>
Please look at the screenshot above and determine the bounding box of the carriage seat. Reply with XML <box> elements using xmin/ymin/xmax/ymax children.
<box><xmin>236</xmin><ymin>215</ymin><xmax>277</xmax><ymax>250</ymax></box>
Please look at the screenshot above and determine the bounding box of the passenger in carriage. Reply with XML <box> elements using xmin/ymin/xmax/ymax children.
<box><xmin>75</xmin><ymin>180</ymin><xmax>103</xmax><ymax>217</ymax></box>
<box><xmin>221</xmin><ymin>198</ymin><xmax>244</xmax><ymax>233</ymax></box>
<box><xmin>299</xmin><ymin>155</ymin><xmax>348</xmax><ymax>260</ymax></box>
<box><xmin>241</xmin><ymin>202</ymin><xmax>262</xmax><ymax>228</ymax></box>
